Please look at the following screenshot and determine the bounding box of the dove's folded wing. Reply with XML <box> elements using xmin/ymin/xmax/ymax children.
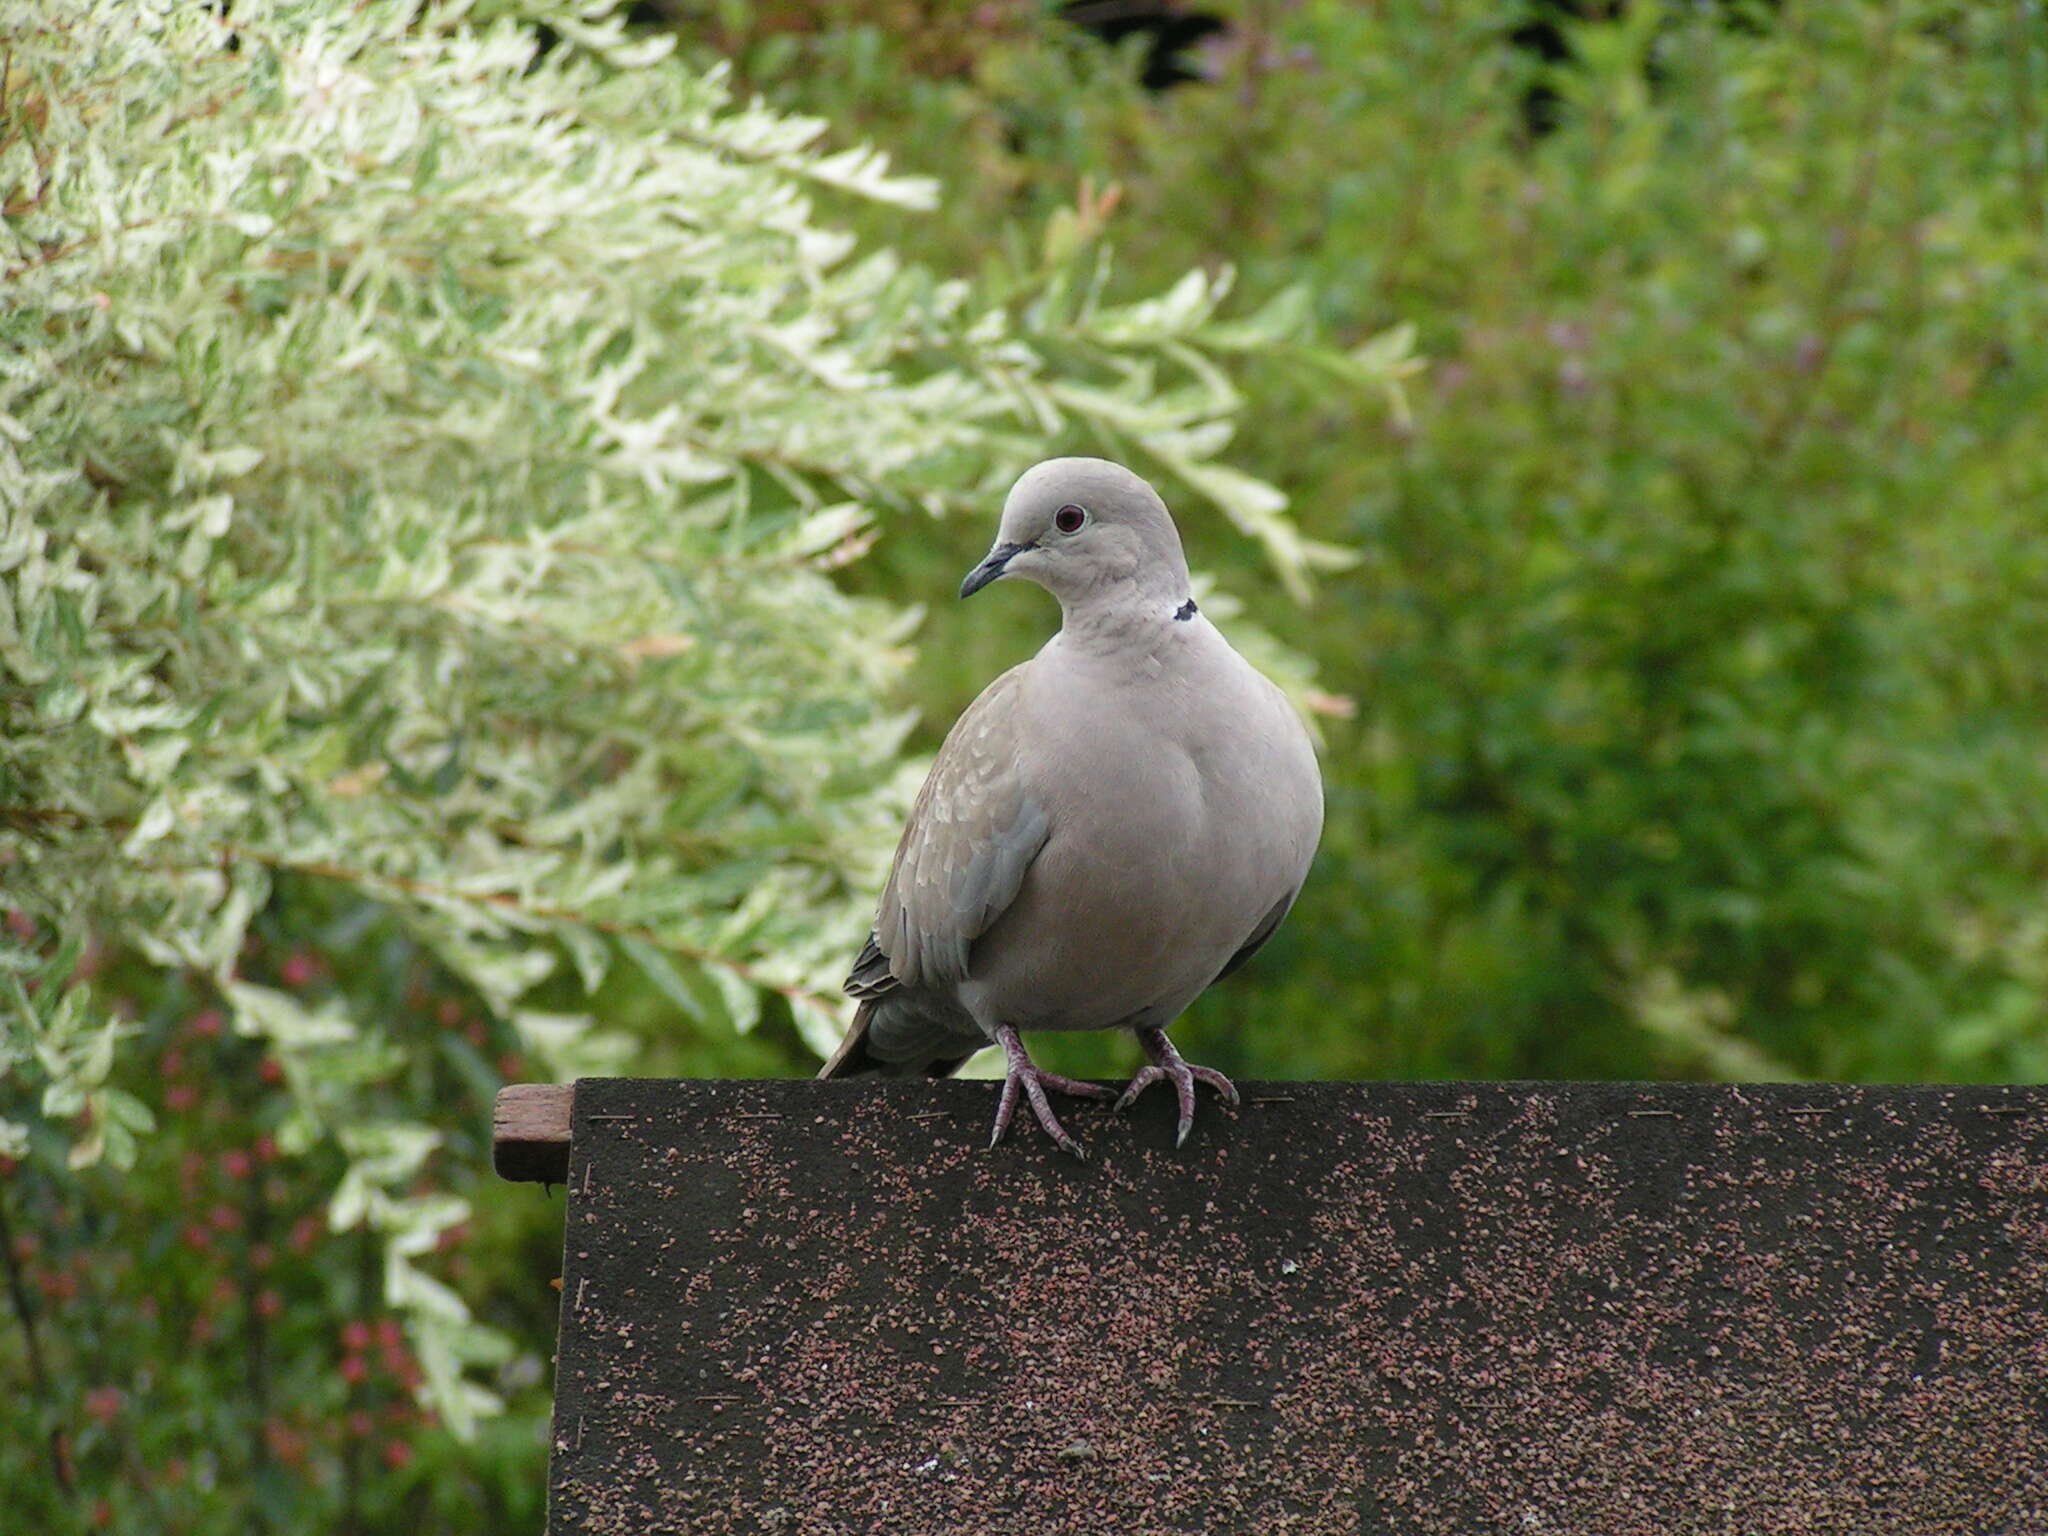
<box><xmin>853</xmin><ymin>664</ymin><xmax>1049</xmax><ymax>996</ymax></box>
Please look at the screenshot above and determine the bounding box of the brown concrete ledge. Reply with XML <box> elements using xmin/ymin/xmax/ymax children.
<box><xmin>510</xmin><ymin>1077</ymin><xmax>2048</xmax><ymax>1535</ymax></box>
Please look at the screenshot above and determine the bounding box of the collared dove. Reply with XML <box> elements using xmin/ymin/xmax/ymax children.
<box><xmin>819</xmin><ymin>457</ymin><xmax>1323</xmax><ymax>1158</ymax></box>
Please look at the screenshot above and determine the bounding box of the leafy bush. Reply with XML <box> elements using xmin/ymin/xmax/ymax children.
<box><xmin>702</xmin><ymin>0</ymin><xmax>2048</xmax><ymax>1088</ymax></box>
<box><xmin>0</xmin><ymin>0</ymin><xmax>1392</xmax><ymax>1526</ymax></box>
<box><xmin>9</xmin><ymin>0</ymin><xmax>2046</xmax><ymax>1526</ymax></box>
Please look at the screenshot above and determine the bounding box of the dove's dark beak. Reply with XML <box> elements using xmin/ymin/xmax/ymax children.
<box><xmin>959</xmin><ymin>541</ymin><xmax>1030</xmax><ymax>599</ymax></box>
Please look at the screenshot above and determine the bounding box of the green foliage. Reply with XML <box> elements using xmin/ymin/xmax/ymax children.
<box><xmin>1233</xmin><ymin>0</ymin><xmax>2048</xmax><ymax>1086</ymax></box>
<box><xmin>8</xmin><ymin>0</ymin><xmax>2047</xmax><ymax>1527</ymax></box>
<box><xmin>0</xmin><ymin>0</ymin><xmax>1368</xmax><ymax>1527</ymax></box>
<box><xmin>705</xmin><ymin>0</ymin><xmax>2048</xmax><ymax>1089</ymax></box>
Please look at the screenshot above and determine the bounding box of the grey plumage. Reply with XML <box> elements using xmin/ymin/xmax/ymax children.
<box><xmin>820</xmin><ymin>457</ymin><xmax>1324</xmax><ymax>1155</ymax></box>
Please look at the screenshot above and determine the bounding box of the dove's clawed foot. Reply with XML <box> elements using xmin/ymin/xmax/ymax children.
<box><xmin>989</xmin><ymin>1024</ymin><xmax>1112</xmax><ymax>1161</ymax></box>
<box><xmin>1115</xmin><ymin>1027</ymin><xmax>1240</xmax><ymax>1147</ymax></box>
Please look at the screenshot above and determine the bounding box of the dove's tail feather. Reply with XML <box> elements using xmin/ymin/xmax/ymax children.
<box><xmin>817</xmin><ymin>998</ymin><xmax>978</xmax><ymax>1080</ymax></box>
<box><xmin>816</xmin><ymin>999</ymin><xmax>881</xmax><ymax>1078</ymax></box>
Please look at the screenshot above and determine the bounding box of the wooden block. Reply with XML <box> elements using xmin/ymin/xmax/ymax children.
<box><xmin>493</xmin><ymin>1082</ymin><xmax>574</xmax><ymax>1184</ymax></box>
<box><xmin>530</xmin><ymin>1078</ymin><xmax>2048</xmax><ymax>1534</ymax></box>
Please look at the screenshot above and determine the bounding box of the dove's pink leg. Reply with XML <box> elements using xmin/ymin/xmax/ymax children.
<box><xmin>1115</xmin><ymin>1028</ymin><xmax>1240</xmax><ymax>1147</ymax></box>
<box><xmin>989</xmin><ymin>1024</ymin><xmax>1112</xmax><ymax>1161</ymax></box>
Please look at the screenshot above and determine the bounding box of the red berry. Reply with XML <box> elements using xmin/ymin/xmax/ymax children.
<box><xmin>165</xmin><ymin>1085</ymin><xmax>197</xmax><ymax>1112</ymax></box>
<box><xmin>263</xmin><ymin>1418</ymin><xmax>307</xmax><ymax>1466</ymax></box>
<box><xmin>208</xmin><ymin>1203</ymin><xmax>239</xmax><ymax>1233</ymax></box>
<box><xmin>257</xmin><ymin>1289</ymin><xmax>283</xmax><ymax>1319</ymax></box>
<box><xmin>254</xmin><ymin>1135</ymin><xmax>278</xmax><ymax>1163</ymax></box>
<box><xmin>258</xmin><ymin>1058</ymin><xmax>285</xmax><ymax>1086</ymax></box>
<box><xmin>382</xmin><ymin>1439</ymin><xmax>414</xmax><ymax>1471</ymax></box>
<box><xmin>279</xmin><ymin>951</ymin><xmax>317</xmax><ymax>987</ymax></box>
<box><xmin>84</xmin><ymin>1387</ymin><xmax>122</xmax><ymax>1424</ymax></box>
<box><xmin>342</xmin><ymin>1320</ymin><xmax>371</xmax><ymax>1351</ymax></box>
<box><xmin>191</xmin><ymin>1009</ymin><xmax>224</xmax><ymax>1038</ymax></box>
<box><xmin>436</xmin><ymin>999</ymin><xmax>464</xmax><ymax>1027</ymax></box>
<box><xmin>339</xmin><ymin>1355</ymin><xmax>368</xmax><ymax>1385</ymax></box>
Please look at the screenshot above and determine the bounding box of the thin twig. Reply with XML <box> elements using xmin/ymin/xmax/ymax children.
<box><xmin>62</xmin><ymin>1224</ymin><xmax>171</xmax><ymax>1528</ymax></box>
<box><xmin>244</xmin><ymin>1164</ymin><xmax>273</xmax><ymax>1531</ymax></box>
<box><xmin>342</xmin><ymin>1225</ymin><xmax>376</xmax><ymax>1536</ymax></box>
<box><xmin>2009</xmin><ymin>0</ymin><xmax>2047</xmax><ymax>250</ymax></box>
<box><xmin>217</xmin><ymin>844</ymin><xmax>847</xmax><ymax>1017</ymax></box>
<box><xmin>1755</xmin><ymin>0</ymin><xmax>1902</xmax><ymax>465</ymax></box>
<box><xmin>0</xmin><ymin>1186</ymin><xmax>73</xmax><ymax>1497</ymax></box>
<box><xmin>18</xmin><ymin>813</ymin><xmax>852</xmax><ymax>1017</ymax></box>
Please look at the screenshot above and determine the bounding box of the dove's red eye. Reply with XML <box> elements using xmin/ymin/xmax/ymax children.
<box><xmin>1054</xmin><ymin>504</ymin><xmax>1087</xmax><ymax>534</ymax></box>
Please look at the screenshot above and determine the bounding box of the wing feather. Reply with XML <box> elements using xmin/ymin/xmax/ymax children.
<box><xmin>846</xmin><ymin>664</ymin><xmax>1048</xmax><ymax>998</ymax></box>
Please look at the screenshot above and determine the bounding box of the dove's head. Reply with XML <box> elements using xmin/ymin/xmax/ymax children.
<box><xmin>960</xmin><ymin>458</ymin><xmax>1193</xmax><ymax>615</ymax></box>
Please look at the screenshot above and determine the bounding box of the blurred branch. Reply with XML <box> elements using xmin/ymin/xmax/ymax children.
<box><xmin>208</xmin><ymin>847</ymin><xmax>847</xmax><ymax>1017</ymax></box>
<box><xmin>342</xmin><ymin>1224</ymin><xmax>375</xmax><ymax>1536</ymax></box>
<box><xmin>0</xmin><ymin>1186</ymin><xmax>72</xmax><ymax>1499</ymax></box>
<box><xmin>1755</xmin><ymin>0</ymin><xmax>1901</xmax><ymax>466</ymax></box>
<box><xmin>2010</xmin><ymin>0</ymin><xmax>2047</xmax><ymax>251</ymax></box>
<box><xmin>65</xmin><ymin>1232</ymin><xmax>172</xmax><ymax>1529</ymax></box>
<box><xmin>244</xmin><ymin>1167</ymin><xmax>273</xmax><ymax>1531</ymax></box>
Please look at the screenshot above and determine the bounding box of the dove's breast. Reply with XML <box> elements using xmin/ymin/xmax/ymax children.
<box><xmin>958</xmin><ymin>620</ymin><xmax>1321</xmax><ymax>1033</ymax></box>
